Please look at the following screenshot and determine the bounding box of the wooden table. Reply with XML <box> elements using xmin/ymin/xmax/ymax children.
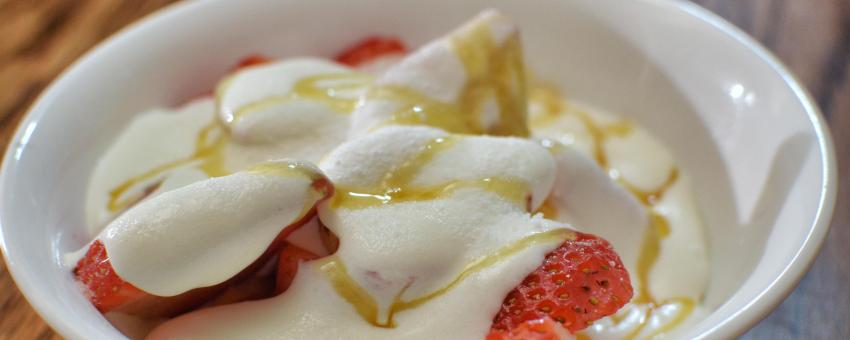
<box><xmin>0</xmin><ymin>1</ymin><xmax>846</xmax><ymax>339</ymax></box>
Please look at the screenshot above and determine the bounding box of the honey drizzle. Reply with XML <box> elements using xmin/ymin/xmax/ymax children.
<box><xmin>222</xmin><ymin>73</ymin><xmax>373</xmax><ymax>124</ymax></box>
<box><xmin>106</xmin><ymin>121</ymin><xmax>229</xmax><ymax>213</ymax></box>
<box><xmin>107</xmin><ymin>72</ymin><xmax>371</xmax><ymax>214</ymax></box>
<box><xmin>632</xmin><ymin>212</ymin><xmax>671</xmax><ymax>304</ymax></box>
<box><xmin>320</xmin><ymin>229</ymin><xmax>574</xmax><ymax>327</ymax></box>
<box><xmin>332</xmin><ymin>136</ymin><xmax>530</xmax><ymax>210</ymax></box>
<box><xmin>535</xmin><ymin>198</ymin><xmax>559</xmax><ymax>219</ymax></box>
<box><xmin>245</xmin><ymin>161</ymin><xmax>325</xmax><ymax>182</ymax></box>
<box><xmin>643</xmin><ymin>298</ymin><xmax>695</xmax><ymax>339</ymax></box>
<box><xmin>318</xmin><ymin>258</ymin><xmax>384</xmax><ymax>326</ymax></box>
<box><xmin>370</xmin><ymin>18</ymin><xmax>528</xmax><ymax>137</ymax></box>
<box><xmin>529</xmin><ymin>83</ymin><xmax>696</xmax><ymax>337</ymax></box>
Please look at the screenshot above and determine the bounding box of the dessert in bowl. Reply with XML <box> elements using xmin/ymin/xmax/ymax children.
<box><xmin>0</xmin><ymin>1</ymin><xmax>835</xmax><ymax>340</ymax></box>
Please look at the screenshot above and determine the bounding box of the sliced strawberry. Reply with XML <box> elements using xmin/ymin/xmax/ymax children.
<box><xmin>318</xmin><ymin>219</ymin><xmax>340</xmax><ymax>254</ymax></box>
<box><xmin>492</xmin><ymin>232</ymin><xmax>632</xmax><ymax>333</ymax></box>
<box><xmin>74</xmin><ymin>240</ymin><xmax>146</xmax><ymax>312</ymax></box>
<box><xmin>334</xmin><ymin>36</ymin><xmax>406</xmax><ymax>66</ymax></box>
<box><xmin>74</xmin><ymin>240</ymin><xmax>229</xmax><ymax>317</ymax></box>
<box><xmin>487</xmin><ymin>317</ymin><xmax>570</xmax><ymax>340</ymax></box>
<box><xmin>74</xmin><ymin>240</ymin><xmax>224</xmax><ymax>317</ymax></box>
<box><xmin>275</xmin><ymin>243</ymin><xmax>321</xmax><ymax>294</ymax></box>
<box><xmin>233</xmin><ymin>54</ymin><xmax>271</xmax><ymax>71</ymax></box>
<box><xmin>74</xmin><ymin>178</ymin><xmax>332</xmax><ymax>316</ymax></box>
<box><xmin>204</xmin><ymin>275</ymin><xmax>276</xmax><ymax>308</ymax></box>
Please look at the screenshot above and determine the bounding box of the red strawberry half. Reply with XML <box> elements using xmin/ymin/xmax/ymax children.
<box><xmin>275</xmin><ymin>242</ymin><xmax>321</xmax><ymax>294</ymax></box>
<box><xmin>334</xmin><ymin>36</ymin><xmax>406</xmax><ymax>66</ymax></box>
<box><xmin>487</xmin><ymin>317</ymin><xmax>569</xmax><ymax>340</ymax></box>
<box><xmin>74</xmin><ymin>240</ymin><xmax>244</xmax><ymax>317</ymax></box>
<box><xmin>74</xmin><ymin>211</ymin><xmax>318</xmax><ymax>317</ymax></box>
<box><xmin>232</xmin><ymin>54</ymin><xmax>271</xmax><ymax>71</ymax></box>
<box><xmin>74</xmin><ymin>240</ymin><xmax>146</xmax><ymax>312</ymax></box>
<box><xmin>74</xmin><ymin>177</ymin><xmax>333</xmax><ymax>316</ymax></box>
<box><xmin>491</xmin><ymin>232</ymin><xmax>632</xmax><ymax>335</ymax></box>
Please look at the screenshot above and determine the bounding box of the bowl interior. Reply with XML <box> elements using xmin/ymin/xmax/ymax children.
<box><xmin>0</xmin><ymin>0</ymin><xmax>833</xmax><ymax>339</ymax></box>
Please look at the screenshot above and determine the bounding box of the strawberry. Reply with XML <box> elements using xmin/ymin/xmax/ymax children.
<box><xmin>74</xmin><ymin>232</ymin><xmax>293</xmax><ymax>317</ymax></box>
<box><xmin>233</xmin><ymin>54</ymin><xmax>271</xmax><ymax>71</ymax></box>
<box><xmin>75</xmin><ymin>248</ymin><xmax>262</xmax><ymax>317</ymax></box>
<box><xmin>334</xmin><ymin>36</ymin><xmax>406</xmax><ymax>66</ymax></box>
<box><xmin>275</xmin><ymin>243</ymin><xmax>321</xmax><ymax>294</ymax></box>
<box><xmin>487</xmin><ymin>317</ymin><xmax>570</xmax><ymax>340</ymax></box>
<box><xmin>74</xmin><ymin>178</ymin><xmax>333</xmax><ymax>316</ymax></box>
<box><xmin>491</xmin><ymin>232</ymin><xmax>632</xmax><ymax>333</ymax></box>
<box><xmin>74</xmin><ymin>240</ymin><xmax>146</xmax><ymax>312</ymax></box>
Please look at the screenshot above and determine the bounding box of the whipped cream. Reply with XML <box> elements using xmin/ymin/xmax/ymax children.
<box><xmin>148</xmin><ymin>12</ymin><xmax>578</xmax><ymax>339</ymax></box>
<box><xmin>86</xmin><ymin>59</ymin><xmax>366</xmax><ymax>237</ymax></box>
<box><xmin>99</xmin><ymin>160</ymin><xmax>328</xmax><ymax>296</ymax></box>
<box><xmin>529</xmin><ymin>92</ymin><xmax>709</xmax><ymax>337</ymax></box>
<box><xmin>351</xmin><ymin>10</ymin><xmax>526</xmax><ymax>138</ymax></box>
<box><xmin>81</xmin><ymin>8</ymin><xmax>710</xmax><ymax>340</ymax></box>
<box><xmin>85</xmin><ymin>99</ymin><xmax>215</xmax><ymax>234</ymax></box>
<box><xmin>149</xmin><ymin>126</ymin><xmax>571</xmax><ymax>339</ymax></box>
<box><xmin>216</xmin><ymin>58</ymin><xmax>363</xmax><ymax>144</ymax></box>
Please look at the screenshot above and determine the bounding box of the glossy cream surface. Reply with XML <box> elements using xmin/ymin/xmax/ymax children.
<box><xmin>528</xmin><ymin>94</ymin><xmax>709</xmax><ymax>338</ymax></box>
<box><xmin>85</xmin><ymin>99</ymin><xmax>214</xmax><ymax>234</ymax></box>
<box><xmin>149</xmin><ymin>126</ymin><xmax>571</xmax><ymax>339</ymax></box>
<box><xmin>80</xmin><ymin>9</ymin><xmax>709</xmax><ymax>340</ymax></box>
<box><xmin>85</xmin><ymin>59</ymin><xmax>363</xmax><ymax>236</ymax></box>
<box><xmin>100</xmin><ymin>160</ymin><xmax>326</xmax><ymax>296</ymax></box>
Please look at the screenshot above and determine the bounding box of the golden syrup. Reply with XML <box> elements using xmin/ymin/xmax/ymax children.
<box><xmin>367</xmin><ymin>85</ymin><xmax>476</xmax><ymax>134</ymax></box>
<box><xmin>616</xmin><ymin>297</ymin><xmax>695</xmax><ymax>340</ymax></box>
<box><xmin>614</xmin><ymin>169</ymin><xmax>680</xmax><ymax>206</ymax></box>
<box><xmin>528</xmin><ymin>82</ymin><xmax>565</xmax><ymax>125</ymax></box>
<box><xmin>527</xmin><ymin>82</ymin><xmax>697</xmax><ymax>338</ymax></box>
<box><xmin>332</xmin><ymin>136</ymin><xmax>531</xmax><ymax>210</ymax></box>
<box><xmin>624</xmin><ymin>307</ymin><xmax>654</xmax><ymax>340</ymax></box>
<box><xmin>320</xmin><ymin>229</ymin><xmax>574</xmax><ymax>327</ymax></box>
<box><xmin>107</xmin><ymin>121</ymin><xmax>229</xmax><ymax>213</ymax></box>
<box><xmin>245</xmin><ymin>160</ymin><xmax>322</xmax><ymax>181</ymax></box>
<box><xmin>226</xmin><ymin>73</ymin><xmax>373</xmax><ymax>124</ymax></box>
<box><xmin>318</xmin><ymin>257</ymin><xmax>385</xmax><ymax>327</ymax></box>
<box><xmin>108</xmin><ymin>72</ymin><xmax>370</xmax><ymax>214</ymax></box>
<box><xmin>368</xmin><ymin>18</ymin><xmax>528</xmax><ymax>137</ymax></box>
<box><xmin>451</xmin><ymin>19</ymin><xmax>528</xmax><ymax>137</ymax></box>
<box><xmin>633</xmin><ymin>211</ymin><xmax>670</xmax><ymax>304</ymax></box>
<box><xmin>643</xmin><ymin>298</ymin><xmax>695</xmax><ymax>339</ymax></box>
<box><xmin>535</xmin><ymin>198</ymin><xmax>559</xmax><ymax>219</ymax></box>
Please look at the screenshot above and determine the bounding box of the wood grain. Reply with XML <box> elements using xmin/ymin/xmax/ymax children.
<box><xmin>0</xmin><ymin>0</ymin><xmax>847</xmax><ymax>339</ymax></box>
<box><xmin>689</xmin><ymin>2</ymin><xmax>850</xmax><ymax>339</ymax></box>
<box><xmin>0</xmin><ymin>2</ymin><xmax>181</xmax><ymax>339</ymax></box>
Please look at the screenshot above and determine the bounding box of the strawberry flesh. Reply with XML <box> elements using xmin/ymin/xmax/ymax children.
<box><xmin>275</xmin><ymin>243</ymin><xmax>321</xmax><ymax>294</ymax></box>
<box><xmin>74</xmin><ymin>240</ymin><xmax>145</xmax><ymax>312</ymax></box>
<box><xmin>487</xmin><ymin>317</ymin><xmax>569</xmax><ymax>340</ymax></box>
<box><xmin>233</xmin><ymin>54</ymin><xmax>271</xmax><ymax>71</ymax></box>
<box><xmin>492</xmin><ymin>232</ymin><xmax>632</xmax><ymax>333</ymax></box>
<box><xmin>334</xmin><ymin>36</ymin><xmax>406</xmax><ymax>66</ymax></box>
<box><xmin>74</xmin><ymin>177</ymin><xmax>332</xmax><ymax>316</ymax></box>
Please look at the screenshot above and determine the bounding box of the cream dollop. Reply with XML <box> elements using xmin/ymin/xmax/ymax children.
<box><xmin>529</xmin><ymin>96</ymin><xmax>709</xmax><ymax>337</ymax></box>
<box><xmin>85</xmin><ymin>99</ymin><xmax>215</xmax><ymax>234</ymax></box>
<box><xmin>99</xmin><ymin>160</ymin><xmax>329</xmax><ymax>296</ymax></box>
<box><xmin>216</xmin><ymin>58</ymin><xmax>366</xmax><ymax>169</ymax></box>
<box><xmin>149</xmin><ymin>125</ymin><xmax>571</xmax><ymax>339</ymax></box>
<box><xmin>83</xmin><ymin>8</ymin><xmax>711</xmax><ymax>340</ymax></box>
<box><xmin>545</xmin><ymin>143</ymin><xmax>647</xmax><ymax>274</ymax></box>
<box><xmin>217</xmin><ymin>58</ymin><xmax>360</xmax><ymax>130</ymax></box>
<box><xmin>350</xmin><ymin>10</ymin><xmax>525</xmax><ymax>138</ymax></box>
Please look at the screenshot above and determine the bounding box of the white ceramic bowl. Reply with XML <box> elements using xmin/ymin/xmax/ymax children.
<box><xmin>0</xmin><ymin>0</ymin><xmax>836</xmax><ymax>339</ymax></box>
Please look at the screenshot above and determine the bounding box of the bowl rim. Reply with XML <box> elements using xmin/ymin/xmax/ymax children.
<box><xmin>0</xmin><ymin>0</ymin><xmax>837</xmax><ymax>339</ymax></box>
<box><xmin>673</xmin><ymin>1</ymin><xmax>837</xmax><ymax>339</ymax></box>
